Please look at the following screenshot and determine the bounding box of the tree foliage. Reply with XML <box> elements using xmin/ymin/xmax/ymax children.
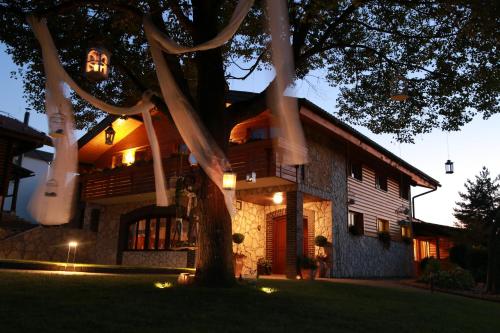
<box><xmin>0</xmin><ymin>0</ymin><xmax>498</xmax><ymax>141</ymax></box>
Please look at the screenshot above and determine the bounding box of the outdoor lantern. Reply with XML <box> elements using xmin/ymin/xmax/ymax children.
<box><xmin>246</xmin><ymin>172</ymin><xmax>256</xmax><ymax>183</ymax></box>
<box><xmin>222</xmin><ymin>171</ymin><xmax>237</xmax><ymax>190</ymax></box>
<box><xmin>49</xmin><ymin>111</ymin><xmax>65</xmax><ymax>138</ymax></box>
<box><xmin>272</xmin><ymin>192</ymin><xmax>283</xmax><ymax>205</ymax></box>
<box><xmin>85</xmin><ymin>47</ymin><xmax>110</xmax><ymax>81</ymax></box>
<box><xmin>105</xmin><ymin>125</ymin><xmax>115</xmax><ymax>145</ymax></box>
<box><xmin>390</xmin><ymin>75</ymin><xmax>409</xmax><ymax>102</ymax></box>
<box><xmin>445</xmin><ymin>159</ymin><xmax>454</xmax><ymax>174</ymax></box>
<box><xmin>44</xmin><ymin>178</ymin><xmax>58</xmax><ymax>197</ymax></box>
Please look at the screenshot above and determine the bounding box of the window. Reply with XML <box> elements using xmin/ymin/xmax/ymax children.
<box><xmin>349</xmin><ymin>161</ymin><xmax>362</xmax><ymax>181</ymax></box>
<box><xmin>377</xmin><ymin>218</ymin><xmax>390</xmax><ymax>233</ymax></box>
<box><xmin>375</xmin><ymin>174</ymin><xmax>388</xmax><ymax>191</ymax></box>
<box><xmin>348</xmin><ymin>211</ymin><xmax>364</xmax><ymax>235</ymax></box>
<box><xmin>401</xmin><ymin>225</ymin><xmax>411</xmax><ymax>238</ymax></box>
<box><xmin>399</xmin><ymin>180</ymin><xmax>410</xmax><ymax>200</ymax></box>
<box><xmin>126</xmin><ymin>216</ymin><xmax>196</xmax><ymax>251</ymax></box>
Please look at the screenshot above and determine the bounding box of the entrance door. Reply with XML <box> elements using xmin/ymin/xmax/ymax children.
<box><xmin>272</xmin><ymin>216</ymin><xmax>308</xmax><ymax>275</ymax></box>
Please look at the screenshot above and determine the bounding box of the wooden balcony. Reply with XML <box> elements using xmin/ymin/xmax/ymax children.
<box><xmin>81</xmin><ymin>139</ymin><xmax>297</xmax><ymax>202</ymax></box>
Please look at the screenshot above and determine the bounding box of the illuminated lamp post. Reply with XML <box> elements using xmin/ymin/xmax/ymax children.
<box><xmin>85</xmin><ymin>47</ymin><xmax>110</xmax><ymax>81</ymax></box>
<box><xmin>105</xmin><ymin>125</ymin><xmax>115</xmax><ymax>145</ymax></box>
<box><xmin>66</xmin><ymin>241</ymin><xmax>78</xmax><ymax>270</ymax></box>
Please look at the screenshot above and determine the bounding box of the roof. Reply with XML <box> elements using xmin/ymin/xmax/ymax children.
<box><xmin>412</xmin><ymin>219</ymin><xmax>460</xmax><ymax>238</ymax></box>
<box><xmin>77</xmin><ymin>90</ymin><xmax>439</xmax><ymax>188</ymax></box>
<box><xmin>0</xmin><ymin>114</ymin><xmax>50</xmax><ymax>154</ymax></box>
<box><xmin>24</xmin><ymin>149</ymin><xmax>54</xmax><ymax>162</ymax></box>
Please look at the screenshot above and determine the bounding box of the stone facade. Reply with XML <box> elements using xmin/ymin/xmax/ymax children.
<box><xmin>0</xmin><ymin>226</ymin><xmax>97</xmax><ymax>263</ymax></box>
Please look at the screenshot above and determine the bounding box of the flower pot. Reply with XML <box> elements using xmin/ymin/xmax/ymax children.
<box><xmin>233</xmin><ymin>254</ymin><xmax>246</xmax><ymax>278</ymax></box>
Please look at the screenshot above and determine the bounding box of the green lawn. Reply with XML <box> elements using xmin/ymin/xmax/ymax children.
<box><xmin>0</xmin><ymin>271</ymin><xmax>499</xmax><ymax>333</ymax></box>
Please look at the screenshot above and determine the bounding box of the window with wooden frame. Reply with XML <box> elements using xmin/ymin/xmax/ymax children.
<box><xmin>348</xmin><ymin>211</ymin><xmax>364</xmax><ymax>235</ymax></box>
<box><xmin>401</xmin><ymin>225</ymin><xmax>411</xmax><ymax>238</ymax></box>
<box><xmin>349</xmin><ymin>161</ymin><xmax>363</xmax><ymax>181</ymax></box>
<box><xmin>126</xmin><ymin>216</ymin><xmax>195</xmax><ymax>251</ymax></box>
<box><xmin>375</xmin><ymin>174</ymin><xmax>388</xmax><ymax>191</ymax></box>
<box><xmin>399</xmin><ymin>179</ymin><xmax>410</xmax><ymax>200</ymax></box>
<box><xmin>377</xmin><ymin>218</ymin><xmax>390</xmax><ymax>233</ymax></box>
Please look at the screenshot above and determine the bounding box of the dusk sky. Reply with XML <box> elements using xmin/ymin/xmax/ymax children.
<box><xmin>1</xmin><ymin>43</ymin><xmax>499</xmax><ymax>227</ymax></box>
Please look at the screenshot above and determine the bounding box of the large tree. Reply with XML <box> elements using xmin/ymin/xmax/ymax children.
<box><xmin>1</xmin><ymin>0</ymin><xmax>498</xmax><ymax>285</ymax></box>
<box><xmin>454</xmin><ymin>167</ymin><xmax>500</xmax><ymax>293</ymax></box>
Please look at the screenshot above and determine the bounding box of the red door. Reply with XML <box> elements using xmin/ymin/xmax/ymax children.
<box><xmin>272</xmin><ymin>216</ymin><xmax>308</xmax><ymax>275</ymax></box>
<box><xmin>272</xmin><ymin>216</ymin><xmax>286</xmax><ymax>274</ymax></box>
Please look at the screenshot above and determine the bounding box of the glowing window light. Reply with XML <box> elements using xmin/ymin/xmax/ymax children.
<box><xmin>260</xmin><ymin>287</ymin><xmax>278</xmax><ymax>294</ymax></box>
<box><xmin>222</xmin><ymin>171</ymin><xmax>237</xmax><ymax>190</ymax></box>
<box><xmin>272</xmin><ymin>192</ymin><xmax>283</xmax><ymax>205</ymax></box>
<box><xmin>122</xmin><ymin>149</ymin><xmax>136</xmax><ymax>166</ymax></box>
<box><xmin>154</xmin><ymin>282</ymin><xmax>173</xmax><ymax>289</ymax></box>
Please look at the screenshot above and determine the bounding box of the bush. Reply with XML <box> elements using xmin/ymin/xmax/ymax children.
<box><xmin>449</xmin><ymin>244</ymin><xmax>488</xmax><ymax>283</ymax></box>
<box><xmin>257</xmin><ymin>258</ymin><xmax>272</xmax><ymax>275</ymax></box>
<box><xmin>421</xmin><ymin>257</ymin><xmax>440</xmax><ymax>274</ymax></box>
<box><xmin>314</xmin><ymin>235</ymin><xmax>328</xmax><ymax>247</ymax></box>
<box><xmin>421</xmin><ymin>267</ymin><xmax>475</xmax><ymax>290</ymax></box>
<box><xmin>298</xmin><ymin>256</ymin><xmax>317</xmax><ymax>269</ymax></box>
<box><xmin>377</xmin><ymin>231</ymin><xmax>391</xmax><ymax>248</ymax></box>
<box><xmin>232</xmin><ymin>233</ymin><xmax>245</xmax><ymax>245</ymax></box>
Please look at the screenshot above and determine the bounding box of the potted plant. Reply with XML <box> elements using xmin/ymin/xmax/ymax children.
<box><xmin>378</xmin><ymin>231</ymin><xmax>391</xmax><ymax>249</ymax></box>
<box><xmin>314</xmin><ymin>235</ymin><xmax>329</xmax><ymax>278</ymax></box>
<box><xmin>257</xmin><ymin>258</ymin><xmax>272</xmax><ymax>276</ymax></box>
<box><xmin>348</xmin><ymin>225</ymin><xmax>362</xmax><ymax>236</ymax></box>
<box><xmin>298</xmin><ymin>256</ymin><xmax>317</xmax><ymax>280</ymax></box>
<box><xmin>232</xmin><ymin>233</ymin><xmax>246</xmax><ymax>279</ymax></box>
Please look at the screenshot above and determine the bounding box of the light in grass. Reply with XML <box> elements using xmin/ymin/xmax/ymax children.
<box><xmin>154</xmin><ymin>282</ymin><xmax>173</xmax><ymax>289</ymax></box>
<box><xmin>260</xmin><ymin>287</ymin><xmax>278</xmax><ymax>294</ymax></box>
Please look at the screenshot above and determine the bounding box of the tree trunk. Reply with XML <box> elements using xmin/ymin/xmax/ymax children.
<box><xmin>192</xmin><ymin>0</ymin><xmax>235</xmax><ymax>286</ymax></box>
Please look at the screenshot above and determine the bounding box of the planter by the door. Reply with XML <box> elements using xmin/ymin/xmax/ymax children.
<box><xmin>233</xmin><ymin>253</ymin><xmax>246</xmax><ymax>278</ymax></box>
<box><xmin>300</xmin><ymin>267</ymin><xmax>316</xmax><ymax>280</ymax></box>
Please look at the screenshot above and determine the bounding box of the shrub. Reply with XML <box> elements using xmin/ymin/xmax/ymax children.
<box><xmin>298</xmin><ymin>256</ymin><xmax>317</xmax><ymax>269</ymax></box>
<box><xmin>449</xmin><ymin>244</ymin><xmax>488</xmax><ymax>283</ymax></box>
<box><xmin>257</xmin><ymin>258</ymin><xmax>272</xmax><ymax>275</ymax></box>
<box><xmin>421</xmin><ymin>268</ymin><xmax>475</xmax><ymax>290</ymax></box>
<box><xmin>421</xmin><ymin>257</ymin><xmax>440</xmax><ymax>274</ymax></box>
<box><xmin>377</xmin><ymin>231</ymin><xmax>391</xmax><ymax>248</ymax></box>
<box><xmin>232</xmin><ymin>233</ymin><xmax>245</xmax><ymax>244</ymax></box>
<box><xmin>314</xmin><ymin>235</ymin><xmax>328</xmax><ymax>247</ymax></box>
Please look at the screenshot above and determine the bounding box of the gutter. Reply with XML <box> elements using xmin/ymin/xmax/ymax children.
<box><xmin>411</xmin><ymin>188</ymin><xmax>437</xmax><ymax>219</ymax></box>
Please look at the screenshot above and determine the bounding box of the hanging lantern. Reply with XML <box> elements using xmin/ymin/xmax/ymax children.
<box><xmin>44</xmin><ymin>178</ymin><xmax>58</xmax><ymax>197</ymax></box>
<box><xmin>105</xmin><ymin>125</ymin><xmax>116</xmax><ymax>145</ymax></box>
<box><xmin>445</xmin><ymin>160</ymin><xmax>454</xmax><ymax>174</ymax></box>
<box><xmin>272</xmin><ymin>192</ymin><xmax>283</xmax><ymax>205</ymax></box>
<box><xmin>49</xmin><ymin>111</ymin><xmax>65</xmax><ymax>138</ymax></box>
<box><xmin>390</xmin><ymin>75</ymin><xmax>409</xmax><ymax>101</ymax></box>
<box><xmin>85</xmin><ymin>47</ymin><xmax>110</xmax><ymax>81</ymax></box>
<box><xmin>222</xmin><ymin>171</ymin><xmax>237</xmax><ymax>190</ymax></box>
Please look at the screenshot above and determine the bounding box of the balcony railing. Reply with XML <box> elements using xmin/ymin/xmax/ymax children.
<box><xmin>81</xmin><ymin>139</ymin><xmax>297</xmax><ymax>202</ymax></box>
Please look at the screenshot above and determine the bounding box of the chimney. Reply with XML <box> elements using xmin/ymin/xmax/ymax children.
<box><xmin>23</xmin><ymin>111</ymin><xmax>30</xmax><ymax>126</ymax></box>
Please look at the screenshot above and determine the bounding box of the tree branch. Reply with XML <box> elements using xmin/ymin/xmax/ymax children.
<box><xmin>226</xmin><ymin>51</ymin><xmax>265</xmax><ymax>80</ymax></box>
<box><xmin>165</xmin><ymin>0</ymin><xmax>196</xmax><ymax>36</ymax></box>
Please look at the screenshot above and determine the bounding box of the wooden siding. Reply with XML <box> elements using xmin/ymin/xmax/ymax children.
<box><xmin>347</xmin><ymin>165</ymin><xmax>409</xmax><ymax>241</ymax></box>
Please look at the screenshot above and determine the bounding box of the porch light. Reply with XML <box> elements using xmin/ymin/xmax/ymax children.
<box><xmin>68</xmin><ymin>241</ymin><xmax>78</xmax><ymax>248</ymax></box>
<box><xmin>48</xmin><ymin>111</ymin><xmax>65</xmax><ymax>138</ymax></box>
<box><xmin>44</xmin><ymin>178</ymin><xmax>58</xmax><ymax>197</ymax></box>
<box><xmin>122</xmin><ymin>148</ymin><xmax>136</xmax><ymax>166</ymax></box>
<box><xmin>390</xmin><ymin>75</ymin><xmax>409</xmax><ymax>102</ymax></box>
<box><xmin>222</xmin><ymin>171</ymin><xmax>237</xmax><ymax>190</ymax></box>
<box><xmin>105</xmin><ymin>125</ymin><xmax>116</xmax><ymax>145</ymax></box>
<box><xmin>445</xmin><ymin>159</ymin><xmax>454</xmax><ymax>174</ymax></box>
<box><xmin>85</xmin><ymin>47</ymin><xmax>110</xmax><ymax>81</ymax></box>
<box><xmin>272</xmin><ymin>192</ymin><xmax>283</xmax><ymax>205</ymax></box>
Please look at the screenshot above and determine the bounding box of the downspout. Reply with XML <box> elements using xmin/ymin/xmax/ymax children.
<box><xmin>411</xmin><ymin>188</ymin><xmax>437</xmax><ymax>219</ymax></box>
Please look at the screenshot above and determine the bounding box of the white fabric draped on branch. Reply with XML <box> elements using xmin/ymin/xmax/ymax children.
<box><xmin>26</xmin><ymin>0</ymin><xmax>307</xmax><ymax>224</ymax></box>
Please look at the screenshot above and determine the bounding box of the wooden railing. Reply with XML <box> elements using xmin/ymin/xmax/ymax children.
<box><xmin>81</xmin><ymin>139</ymin><xmax>297</xmax><ymax>201</ymax></box>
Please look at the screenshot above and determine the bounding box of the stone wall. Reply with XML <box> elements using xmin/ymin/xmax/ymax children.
<box><xmin>0</xmin><ymin>226</ymin><xmax>97</xmax><ymax>263</ymax></box>
<box><xmin>122</xmin><ymin>250</ymin><xmax>187</xmax><ymax>267</ymax></box>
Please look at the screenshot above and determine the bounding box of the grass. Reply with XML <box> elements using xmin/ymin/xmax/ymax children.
<box><xmin>0</xmin><ymin>271</ymin><xmax>499</xmax><ymax>333</ymax></box>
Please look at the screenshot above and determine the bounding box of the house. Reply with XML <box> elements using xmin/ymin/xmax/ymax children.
<box><xmin>0</xmin><ymin>92</ymin><xmax>441</xmax><ymax>278</ymax></box>
<box><xmin>412</xmin><ymin>219</ymin><xmax>458</xmax><ymax>275</ymax></box>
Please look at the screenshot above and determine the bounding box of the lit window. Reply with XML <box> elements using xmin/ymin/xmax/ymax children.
<box><xmin>375</xmin><ymin>174</ymin><xmax>388</xmax><ymax>191</ymax></box>
<box><xmin>348</xmin><ymin>211</ymin><xmax>364</xmax><ymax>235</ymax></box>
<box><xmin>350</xmin><ymin>162</ymin><xmax>362</xmax><ymax>181</ymax></box>
<box><xmin>377</xmin><ymin>218</ymin><xmax>390</xmax><ymax>232</ymax></box>
<box><xmin>122</xmin><ymin>148</ymin><xmax>136</xmax><ymax>166</ymax></box>
<box><xmin>401</xmin><ymin>225</ymin><xmax>411</xmax><ymax>238</ymax></box>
